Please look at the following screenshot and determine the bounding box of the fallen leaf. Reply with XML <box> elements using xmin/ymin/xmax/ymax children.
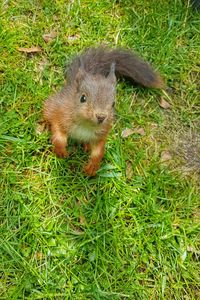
<box><xmin>18</xmin><ymin>46</ymin><xmax>42</xmax><ymax>53</ymax></box>
<box><xmin>133</xmin><ymin>127</ymin><xmax>145</xmax><ymax>136</ymax></box>
<box><xmin>159</xmin><ymin>98</ymin><xmax>171</xmax><ymax>109</ymax></box>
<box><xmin>126</xmin><ymin>161</ymin><xmax>133</xmax><ymax>180</ymax></box>
<box><xmin>35</xmin><ymin>121</ymin><xmax>47</xmax><ymax>135</ymax></box>
<box><xmin>67</xmin><ymin>34</ymin><xmax>80</xmax><ymax>42</ymax></box>
<box><xmin>121</xmin><ymin>128</ymin><xmax>134</xmax><ymax>138</ymax></box>
<box><xmin>43</xmin><ymin>31</ymin><xmax>57</xmax><ymax>43</ymax></box>
<box><xmin>161</xmin><ymin>150</ymin><xmax>172</xmax><ymax>162</ymax></box>
<box><xmin>150</xmin><ymin>123</ymin><xmax>158</xmax><ymax>130</ymax></box>
<box><xmin>121</xmin><ymin>127</ymin><xmax>145</xmax><ymax>138</ymax></box>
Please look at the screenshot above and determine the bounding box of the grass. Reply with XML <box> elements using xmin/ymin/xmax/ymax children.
<box><xmin>0</xmin><ymin>0</ymin><xmax>200</xmax><ymax>299</ymax></box>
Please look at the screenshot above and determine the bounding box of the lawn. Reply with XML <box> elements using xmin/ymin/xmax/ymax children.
<box><xmin>0</xmin><ymin>0</ymin><xmax>200</xmax><ymax>299</ymax></box>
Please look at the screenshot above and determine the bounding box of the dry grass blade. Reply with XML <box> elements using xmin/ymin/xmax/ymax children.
<box><xmin>126</xmin><ymin>161</ymin><xmax>133</xmax><ymax>179</ymax></box>
<box><xmin>159</xmin><ymin>97</ymin><xmax>171</xmax><ymax>109</ymax></box>
<box><xmin>18</xmin><ymin>46</ymin><xmax>42</xmax><ymax>53</ymax></box>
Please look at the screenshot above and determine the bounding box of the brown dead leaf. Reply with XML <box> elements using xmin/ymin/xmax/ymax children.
<box><xmin>126</xmin><ymin>161</ymin><xmax>133</xmax><ymax>180</ymax></box>
<box><xmin>121</xmin><ymin>128</ymin><xmax>134</xmax><ymax>138</ymax></box>
<box><xmin>43</xmin><ymin>31</ymin><xmax>57</xmax><ymax>43</ymax></box>
<box><xmin>67</xmin><ymin>34</ymin><xmax>80</xmax><ymax>42</ymax></box>
<box><xmin>18</xmin><ymin>46</ymin><xmax>42</xmax><ymax>53</ymax></box>
<box><xmin>150</xmin><ymin>123</ymin><xmax>158</xmax><ymax>130</ymax></box>
<box><xmin>121</xmin><ymin>127</ymin><xmax>145</xmax><ymax>138</ymax></box>
<box><xmin>159</xmin><ymin>98</ymin><xmax>171</xmax><ymax>109</ymax></box>
<box><xmin>133</xmin><ymin>127</ymin><xmax>145</xmax><ymax>136</ymax></box>
<box><xmin>161</xmin><ymin>150</ymin><xmax>172</xmax><ymax>162</ymax></box>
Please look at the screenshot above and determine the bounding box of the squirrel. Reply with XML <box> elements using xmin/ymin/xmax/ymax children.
<box><xmin>43</xmin><ymin>46</ymin><xmax>165</xmax><ymax>176</ymax></box>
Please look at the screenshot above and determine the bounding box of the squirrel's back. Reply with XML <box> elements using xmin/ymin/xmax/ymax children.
<box><xmin>66</xmin><ymin>46</ymin><xmax>164</xmax><ymax>89</ymax></box>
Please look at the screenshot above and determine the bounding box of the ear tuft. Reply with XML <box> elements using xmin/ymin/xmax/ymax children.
<box><xmin>107</xmin><ymin>62</ymin><xmax>116</xmax><ymax>85</ymax></box>
<box><xmin>75</xmin><ymin>68</ymin><xmax>86</xmax><ymax>83</ymax></box>
<box><xmin>75</xmin><ymin>60</ymin><xmax>86</xmax><ymax>89</ymax></box>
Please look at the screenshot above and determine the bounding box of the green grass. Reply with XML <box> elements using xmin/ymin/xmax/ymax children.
<box><xmin>1</xmin><ymin>0</ymin><xmax>200</xmax><ymax>299</ymax></box>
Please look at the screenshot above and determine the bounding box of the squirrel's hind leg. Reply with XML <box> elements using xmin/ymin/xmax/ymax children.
<box><xmin>51</xmin><ymin>124</ymin><xmax>68</xmax><ymax>158</ymax></box>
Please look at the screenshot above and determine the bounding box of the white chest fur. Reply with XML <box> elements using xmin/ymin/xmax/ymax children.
<box><xmin>69</xmin><ymin>122</ymin><xmax>99</xmax><ymax>142</ymax></box>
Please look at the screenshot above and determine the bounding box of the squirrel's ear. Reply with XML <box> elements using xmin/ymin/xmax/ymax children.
<box><xmin>75</xmin><ymin>67</ymin><xmax>86</xmax><ymax>81</ymax></box>
<box><xmin>75</xmin><ymin>57</ymin><xmax>87</xmax><ymax>88</ymax></box>
<box><xmin>75</xmin><ymin>67</ymin><xmax>86</xmax><ymax>89</ymax></box>
<box><xmin>107</xmin><ymin>62</ymin><xmax>116</xmax><ymax>85</ymax></box>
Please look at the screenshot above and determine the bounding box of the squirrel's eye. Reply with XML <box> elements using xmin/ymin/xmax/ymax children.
<box><xmin>80</xmin><ymin>94</ymin><xmax>87</xmax><ymax>103</ymax></box>
<box><xmin>112</xmin><ymin>101</ymin><xmax>115</xmax><ymax>108</ymax></box>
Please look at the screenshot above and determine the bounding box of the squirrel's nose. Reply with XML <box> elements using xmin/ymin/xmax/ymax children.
<box><xmin>96</xmin><ymin>114</ymin><xmax>106</xmax><ymax>124</ymax></box>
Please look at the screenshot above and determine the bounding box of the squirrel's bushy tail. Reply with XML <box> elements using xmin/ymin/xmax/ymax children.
<box><xmin>67</xmin><ymin>46</ymin><xmax>164</xmax><ymax>89</ymax></box>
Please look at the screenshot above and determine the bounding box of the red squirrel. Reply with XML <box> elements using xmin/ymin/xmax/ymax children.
<box><xmin>43</xmin><ymin>46</ymin><xmax>164</xmax><ymax>176</ymax></box>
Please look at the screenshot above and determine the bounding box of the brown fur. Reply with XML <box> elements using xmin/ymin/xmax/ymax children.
<box><xmin>66</xmin><ymin>46</ymin><xmax>165</xmax><ymax>88</ymax></box>
<box><xmin>43</xmin><ymin>46</ymin><xmax>164</xmax><ymax>176</ymax></box>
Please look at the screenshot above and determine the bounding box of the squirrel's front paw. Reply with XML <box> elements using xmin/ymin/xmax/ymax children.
<box><xmin>84</xmin><ymin>161</ymin><xmax>99</xmax><ymax>177</ymax></box>
<box><xmin>54</xmin><ymin>147</ymin><xmax>68</xmax><ymax>158</ymax></box>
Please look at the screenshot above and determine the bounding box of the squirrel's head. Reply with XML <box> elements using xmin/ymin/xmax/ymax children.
<box><xmin>73</xmin><ymin>63</ymin><xmax>116</xmax><ymax>126</ymax></box>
